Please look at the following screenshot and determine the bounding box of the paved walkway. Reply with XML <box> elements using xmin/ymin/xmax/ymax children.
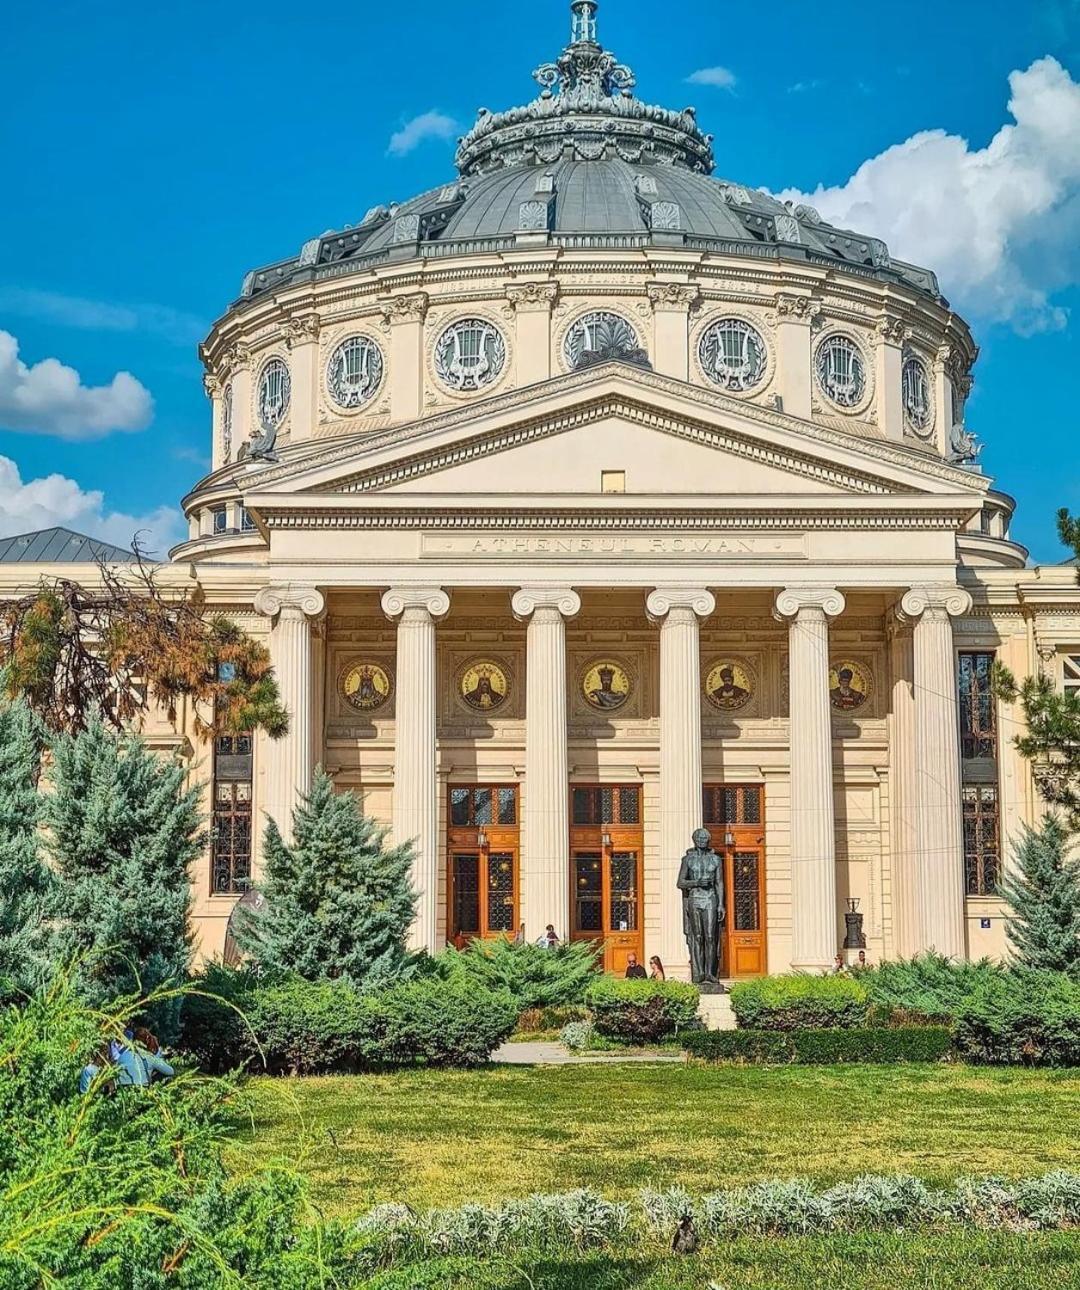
<box><xmin>493</xmin><ymin>1041</ymin><xmax>685</xmax><ymax>1065</ymax></box>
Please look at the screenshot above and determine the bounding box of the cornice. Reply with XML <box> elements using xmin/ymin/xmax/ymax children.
<box><xmin>242</xmin><ymin>363</ymin><xmax>986</xmax><ymax>498</ymax></box>
<box><xmin>259</xmin><ymin>506</ymin><xmax>974</xmax><ymax>533</ymax></box>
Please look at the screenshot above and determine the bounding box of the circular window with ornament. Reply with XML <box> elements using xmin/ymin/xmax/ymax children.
<box><xmin>815</xmin><ymin>334</ymin><xmax>867</xmax><ymax>409</ymax></box>
<box><xmin>698</xmin><ymin>318</ymin><xmax>767</xmax><ymax>393</ymax></box>
<box><xmin>326</xmin><ymin>335</ymin><xmax>384</xmax><ymax>410</ymax></box>
<box><xmin>433</xmin><ymin>318</ymin><xmax>506</xmax><ymax>392</ymax></box>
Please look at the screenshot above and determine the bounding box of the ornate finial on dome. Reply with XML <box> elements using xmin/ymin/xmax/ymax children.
<box><xmin>570</xmin><ymin>0</ymin><xmax>598</xmax><ymax>45</ymax></box>
<box><xmin>453</xmin><ymin>0</ymin><xmax>714</xmax><ymax>177</ymax></box>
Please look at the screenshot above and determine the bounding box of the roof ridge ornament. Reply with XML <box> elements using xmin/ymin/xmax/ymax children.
<box><xmin>454</xmin><ymin>0</ymin><xmax>714</xmax><ymax>177</ymax></box>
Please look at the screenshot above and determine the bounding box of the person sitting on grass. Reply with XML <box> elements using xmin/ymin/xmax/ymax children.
<box><xmin>624</xmin><ymin>953</ymin><xmax>647</xmax><ymax>979</ymax></box>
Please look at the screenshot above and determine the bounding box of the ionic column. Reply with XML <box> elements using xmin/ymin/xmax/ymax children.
<box><xmin>899</xmin><ymin>585</ymin><xmax>973</xmax><ymax>958</ymax></box>
<box><xmin>253</xmin><ymin>585</ymin><xmax>326</xmax><ymax>842</ymax></box>
<box><xmin>646</xmin><ymin>586</ymin><xmax>716</xmax><ymax>975</ymax></box>
<box><xmin>887</xmin><ymin>609</ymin><xmax>919</xmax><ymax>956</ymax></box>
<box><xmin>774</xmin><ymin>586</ymin><xmax>846</xmax><ymax>971</ymax></box>
<box><xmin>381</xmin><ymin>587</ymin><xmax>450</xmax><ymax>953</ymax></box>
<box><xmin>511</xmin><ymin>587</ymin><xmax>581</xmax><ymax>940</ymax></box>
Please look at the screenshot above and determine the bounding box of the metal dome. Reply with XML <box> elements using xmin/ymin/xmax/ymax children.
<box><xmin>235</xmin><ymin>1</ymin><xmax>942</xmax><ymax>309</ymax></box>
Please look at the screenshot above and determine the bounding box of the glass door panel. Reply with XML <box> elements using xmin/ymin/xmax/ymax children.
<box><xmin>732</xmin><ymin>851</ymin><xmax>761</xmax><ymax>931</ymax></box>
<box><xmin>452</xmin><ymin>853</ymin><xmax>480</xmax><ymax>938</ymax></box>
<box><xmin>609</xmin><ymin>851</ymin><xmax>639</xmax><ymax>932</ymax></box>
<box><xmin>573</xmin><ymin>852</ymin><xmax>603</xmax><ymax>933</ymax></box>
<box><xmin>486</xmin><ymin>851</ymin><xmax>515</xmax><ymax>934</ymax></box>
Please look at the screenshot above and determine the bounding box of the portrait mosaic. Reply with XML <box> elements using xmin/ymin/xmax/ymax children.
<box><xmin>341</xmin><ymin>661</ymin><xmax>393</xmax><ymax>713</ymax></box>
<box><xmin>458</xmin><ymin>659</ymin><xmax>510</xmax><ymax>713</ymax></box>
<box><xmin>581</xmin><ymin>658</ymin><xmax>632</xmax><ymax>713</ymax></box>
<box><xmin>829</xmin><ymin>660</ymin><xmax>872</xmax><ymax>712</ymax></box>
<box><xmin>704</xmin><ymin>658</ymin><xmax>756</xmax><ymax>712</ymax></box>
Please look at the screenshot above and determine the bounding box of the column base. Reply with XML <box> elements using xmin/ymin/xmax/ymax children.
<box><xmin>790</xmin><ymin>959</ymin><xmax>835</xmax><ymax>975</ymax></box>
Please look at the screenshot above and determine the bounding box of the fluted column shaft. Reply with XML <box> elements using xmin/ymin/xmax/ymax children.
<box><xmin>254</xmin><ymin>586</ymin><xmax>326</xmax><ymax>844</ymax></box>
<box><xmin>382</xmin><ymin>587</ymin><xmax>450</xmax><ymax>953</ymax></box>
<box><xmin>901</xmin><ymin>585</ymin><xmax>973</xmax><ymax>958</ymax></box>
<box><xmin>888</xmin><ymin>615</ymin><xmax>919</xmax><ymax>956</ymax></box>
<box><xmin>512</xmin><ymin>587</ymin><xmax>581</xmax><ymax>940</ymax></box>
<box><xmin>647</xmin><ymin>587</ymin><xmax>715</xmax><ymax>975</ymax></box>
<box><xmin>775</xmin><ymin>587</ymin><xmax>845</xmax><ymax>971</ymax></box>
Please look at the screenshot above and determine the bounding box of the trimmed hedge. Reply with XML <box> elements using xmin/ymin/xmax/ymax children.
<box><xmin>684</xmin><ymin>1026</ymin><xmax>953</xmax><ymax>1065</ymax></box>
<box><xmin>179</xmin><ymin>966</ymin><xmax>517</xmax><ymax>1074</ymax></box>
<box><xmin>584</xmin><ymin>977</ymin><xmax>700</xmax><ymax>1044</ymax></box>
<box><xmin>729</xmin><ymin>973</ymin><xmax>869</xmax><ymax>1031</ymax></box>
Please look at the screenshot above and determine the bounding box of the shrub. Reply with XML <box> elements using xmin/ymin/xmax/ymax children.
<box><xmin>861</xmin><ymin>954</ymin><xmax>1003</xmax><ymax>1023</ymax></box>
<box><xmin>729</xmin><ymin>973</ymin><xmax>869</xmax><ymax>1031</ymax></box>
<box><xmin>0</xmin><ymin>972</ymin><xmax>369</xmax><ymax>1286</ymax></box>
<box><xmin>683</xmin><ymin>1026</ymin><xmax>952</xmax><ymax>1065</ymax></box>
<box><xmin>584</xmin><ymin>977</ymin><xmax>699</xmax><ymax>1044</ymax></box>
<box><xmin>180</xmin><ymin>966</ymin><xmax>518</xmax><ymax>1073</ymax></box>
<box><xmin>952</xmin><ymin>968</ymin><xmax>1080</xmax><ymax>1066</ymax></box>
<box><xmin>359</xmin><ymin>975</ymin><xmax>518</xmax><ymax>1068</ymax></box>
<box><xmin>442</xmin><ymin>937</ymin><xmax>600</xmax><ymax>1010</ymax></box>
<box><xmin>560</xmin><ymin>1019</ymin><xmax>596</xmax><ymax>1050</ymax></box>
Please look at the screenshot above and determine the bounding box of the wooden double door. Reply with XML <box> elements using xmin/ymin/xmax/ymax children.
<box><xmin>569</xmin><ymin>784</ymin><xmax>644</xmax><ymax>974</ymax></box>
<box><xmin>703</xmin><ymin>784</ymin><xmax>767</xmax><ymax>977</ymax></box>
<box><xmin>447</xmin><ymin>784</ymin><xmax>519</xmax><ymax>946</ymax></box>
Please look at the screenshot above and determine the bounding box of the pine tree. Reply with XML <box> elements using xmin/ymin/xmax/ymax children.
<box><xmin>45</xmin><ymin>717</ymin><xmax>204</xmax><ymax>1040</ymax></box>
<box><xmin>0</xmin><ymin>697</ymin><xmax>51</xmax><ymax>1000</ymax></box>
<box><xmin>238</xmin><ymin>769</ymin><xmax>417</xmax><ymax>986</ymax></box>
<box><xmin>998</xmin><ymin>815</ymin><xmax>1080</xmax><ymax>976</ymax></box>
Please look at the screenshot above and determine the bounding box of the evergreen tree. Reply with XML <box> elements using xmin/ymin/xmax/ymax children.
<box><xmin>45</xmin><ymin>717</ymin><xmax>203</xmax><ymax>1040</ymax></box>
<box><xmin>998</xmin><ymin>815</ymin><xmax>1080</xmax><ymax>976</ymax></box>
<box><xmin>0</xmin><ymin>697</ymin><xmax>51</xmax><ymax>999</ymax></box>
<box><xmin>239</xmin><ymin>769</ymin><xmax>417</xmax><ymax>986</ymax></box>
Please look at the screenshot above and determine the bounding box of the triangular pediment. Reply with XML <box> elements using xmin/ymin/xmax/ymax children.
<box><xmin>240</xmin><ymin>362</ymin><xmax>989</xmax><ymax>506</ymax></box>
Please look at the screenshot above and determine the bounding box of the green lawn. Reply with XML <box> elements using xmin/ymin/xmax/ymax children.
<box><xmin>361</xmin><ymin>1234</ymin><xmax>1080</xmax><ymax>1289</ymax></box>
<box><xmin>226</xmin><ymin>1063</ymin><xmax>1080</xmax><ymax>1217</ymax></box>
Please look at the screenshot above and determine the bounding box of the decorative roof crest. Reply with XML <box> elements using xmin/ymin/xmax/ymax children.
<box><xmin>454</xmin><ymin>1</ymin><xmax>714</xmax><ymax>177</ymax></box>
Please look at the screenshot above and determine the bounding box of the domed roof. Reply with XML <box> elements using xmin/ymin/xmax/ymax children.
<box><xmin>235</xmin><ymin>2</ymin><xmax>942</xmax><ymax>307</ymax></box>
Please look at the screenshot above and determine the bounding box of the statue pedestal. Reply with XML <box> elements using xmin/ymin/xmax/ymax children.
<box><xmin>697</xmin><ymin>980</ymin><xmax>727</xmax><ymax>995</ymax></box>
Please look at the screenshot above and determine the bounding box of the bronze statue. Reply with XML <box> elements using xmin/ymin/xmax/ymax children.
<box><xmin>677</xmin><ymin>827</ymin><xmax>725</xmax><ymax>983</ymax></box>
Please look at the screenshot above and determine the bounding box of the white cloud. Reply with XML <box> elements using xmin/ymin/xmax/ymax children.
<box><xmin>0</xmin><ymin>288</ymin><xmax>206</xmax><ymax>346</ymax></box>
<box><xmin>0</xmin><ymin>330</ymin><xmax>153</xmax><ymax>440</ymax></box>
<box><xmin>787</xmin><ymin>79</ymin><xmax>825</xmax><ymax>94</ymax></box>
<box><xmin>387</xmin><ymin>110</ymin><xmax>460</xmax><ymax>158</ymax></box>
<box><xmin>0</xmin><ymin>456</ymin><xmax>185</xmax><ymax>556</ymax></box>
<box><xmin>778</xmin><ymin>57</ymin><xmax>1080</xmax><ymax>332</ymax></box>
<box><xmin>685</xmin><ymin>66</ymin><xmax>736</xmax><ymax>90</ymax></box>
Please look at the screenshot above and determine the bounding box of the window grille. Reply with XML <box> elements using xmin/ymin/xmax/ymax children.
<box><xmin>211</xmin><ymin>734</ymin><xmax>253</xmax><ymax>894</ymax></box>
<box><xmin>958</xmin><ymin>652</ymin><xmax>997</xmax><ymax>761</ymax></box>
<box><xmin>258</xmin><ymin>358</ymin><xmax>290</xmax><ymax>430</ymax></box>
<box><xmin>211</xmin><ymin>507</ymin><xmax>227</xmax><ymax>535</ymax></box>
<box><xmin>702</xmin><ymin>784</ymin><xmax>763</xmax><ymax>827</ymax></box>
<box><xmin>902</xmin><ymin>354</ymin><xmax>933</xmax><ymax>432</ymax></box>
<box><xmin>1062</xmin><ymin>655</ymin><xmax>1080</xmax><ymax>696</ymax></box>
<box><xmin>571</xmin><ymin>785</ymin><xmax>641</xmax><ymax>825</ymax></box>
<box><xmin>698</xmin><ymin>318</ymin><xmax>767</xmax><ymax>392</ymax></box>
<box><xmin>450</xmin><ymin>784</ymin><xmax>517</xmax><ymax>827</ymax></box>
<box><xmin>962</xmin><ymin>785</ymin><xmax>1000</xmax><ymax>896</ymax></box>
<box><xmin>815</xmin><ymin>335</ymin><xmax>866</xmax><ymax>408</ymax></box>
<box><xmin>239</xmin><ymin>507</ymin><xmax>256</xmax><ymax>533</ymax></box>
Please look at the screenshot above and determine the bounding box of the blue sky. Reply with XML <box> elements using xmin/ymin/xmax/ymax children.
<box><xmin>1</xmin><ymin>0</ymin><xmax>1078</xmax><ymax>559</ymax></box>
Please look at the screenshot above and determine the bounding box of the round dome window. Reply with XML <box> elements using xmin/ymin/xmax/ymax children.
<box><xmin>434</xmin><ymin>318</ymin><xmax>507</xmax><ymax>392</ymax></box>
<box><xmin>564</xmin><ymin>311</ymin><xmax>640</xmax><ymax>369</ymax></box>
<box><xmin>327</xmin><ymin>336</ymin><xmax>384</xmax><ymax>410</ymax></box>
<box><xmin>815</xmin><ymin>335</ymin><xmax>866</xmax><ymax>409</ymax></box>
<box><xmin>902</xmin><ymin>353</ymin><xmax>934</xmax><ymax>436</ymax></box>
<box><xmin>698</xmin><ymin>318</ymin><xmax>767</xmax><ymax>393</ymax></box>
<box><xmin>257</xmin><ymin>358</ymin><xmax>291</xmax><ymax>432</ymax></box>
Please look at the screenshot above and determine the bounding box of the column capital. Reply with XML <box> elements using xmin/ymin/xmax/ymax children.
<box><xmin>254</xmin><ymin>584</ymin><xmax>325</xmax><ymax>622</ymax></box>
<box><xmin>378</xmin><ymin>292</ymin><xmax>429</xmax><ymax>326</ymax></box>
<box><xmin>646</xmin><ymin>282</ymin><xmax>699</xmax><ymax>313</ymax></box>
<box><xmin>506</xmin><ymin>281</ymin><xmax>558</xmax><ymax>312</ymax></box>
<box><xmin>511</xmin><ymin>586</ymin><xmax>581</xmax><ymax>622</ymax></box>
<box><xmin>381</xmin><ymin>586</ymin><xmax>451</xmax><ymax>620</ymax></box>
<box><xmin>773</xmin><ymin>586</ymin><xmax>845</xmax><ymax>622</ymax></box>
<box><xmin>899</xmin><ymin>584</ymin><xmax>973</xmax><ymax>621</ymax></box>
<box><xmin>645</xmin><ymin>586</ymin><xmax>715</xmax><ymax>623</ymax></box>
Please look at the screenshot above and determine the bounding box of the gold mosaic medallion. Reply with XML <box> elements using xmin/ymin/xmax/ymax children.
<box><xmin>829</xmin><ymin>660</ymin><xmax>872</xmax><ymax>712</ymax></box>
<box><xmin>341</xmin><ymin>662</ymin><xmax>392</xmax><ymax>712</ymax></box>
<box><xmin>581</xmin><ymin>659</ymin><xmax>632</xmax><ymax>712</ymax></box>
<box><xmin>459</xmin><ymin>659</ymin><xmax>510</xmax><ymax>712</ymax></box>
<box><xmin>704</xmin><ymin>658</ymin><xmax>755</xmax><ymax>711</ymax></box>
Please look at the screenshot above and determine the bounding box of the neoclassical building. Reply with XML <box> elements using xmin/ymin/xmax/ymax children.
<box><xmin>5</xmin><ymin>2</ymin><xmax>1077</xmax><ymax>978</ymax></box>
